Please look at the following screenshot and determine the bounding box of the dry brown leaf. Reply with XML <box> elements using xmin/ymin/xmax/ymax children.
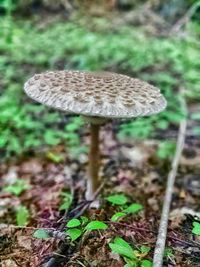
<box><xmin>1</xmin><ymin>259</ymin><xmax>18</xmax><ymax>267</ymax></box>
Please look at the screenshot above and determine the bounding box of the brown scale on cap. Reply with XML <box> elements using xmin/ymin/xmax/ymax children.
<box><xmin>24</xmin><ymin>70</ymin><xmax>167</xmax><ymax>118</ymax></box>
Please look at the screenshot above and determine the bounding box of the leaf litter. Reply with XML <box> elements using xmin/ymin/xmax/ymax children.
<box><xmin>0</xmin><ymin>122</ymin><xmax>200</xmax><ymax>266</ymax></box>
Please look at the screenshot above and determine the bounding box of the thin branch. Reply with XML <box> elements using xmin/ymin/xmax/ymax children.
<box><xmin>153</xmin><ymin>93</ymin><xmax>187</xmax><ymax>267</ymax></box>
<box><xmin>42</xmin><ymin>183</ymin><xmax>104</xmax><ymax>267</ymax></box>
<box><xmin>58</xmin><ymin>181</ymin><xmax>104</xmax><ymax>230</ymax></box>
<box><xmin>0</xmin><ymin>224</ymin><xmax>55</xmax><ymax>230</ymax></box>
<box><xmin>108</xmin><ymin>221</ymin><xmax>200</xmax><ymax>249</ymax></box>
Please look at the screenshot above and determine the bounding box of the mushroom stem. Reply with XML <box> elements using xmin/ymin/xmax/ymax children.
<box><xmin>86</xmin><ymin>123</ymin><xmax>100</xmax><ymax>200</ymax></box>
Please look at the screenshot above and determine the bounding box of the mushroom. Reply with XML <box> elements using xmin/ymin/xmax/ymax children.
<box><xmin>24</xmin><ymin>70</ymin><xmax>167</xmax><ymax>202</ymax></box>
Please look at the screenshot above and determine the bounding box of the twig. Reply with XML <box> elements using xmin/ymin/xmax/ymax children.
<box><xmin>169</xmin><ymin>235</ymin><xmax>200</xmax><ymax>249</ymax></box>
<box><xmin>107</xmin><ymin>221</ymin><xmax>156</xmax><ymax>234</ymax></box>
<box><xmin>73</xmin><ymin>181</ymin><xmax>105</xmax><ymax>217</ymax></box>
<box><xmin>56</xmin><ymin>168</ymin><xmax>76</xmax><ymax>227</ymax></box>
<box><xmin>153</xmin><ymin>93</ymin><xmax>187</xmax><ymax>267</ymax></box>
<box><xmin>58</xmin><ymin>181</ymin><xmax>105</xmax><ymax>231</ymax></box>
<box><xmin>108</xmin><ymin>221</ymin><xmax>200</xmax><ymax>249</ymax></box>
<box><xmin>42</xmin><ymin>183</ymin><xmax>104</xmax><ymax>267</ymax></box>
<box><xmin>0</xmin><ymin>224</ymin><xmax>55</xmax><ymax>230</ymax></box>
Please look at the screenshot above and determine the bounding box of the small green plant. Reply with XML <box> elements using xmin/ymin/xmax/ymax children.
<box><xmin>110</xmin><ymin>203</ymin><xmax>143</xmax><ymax>222</ymax></box>
<box><xmin>4</xmin><ymin>179</ymin><xmax>30</xmax><ymax>196</ymax></box>
<box><xmin>33</xmin><ymin>194</ymin><xmax>147</xmax><ymax>266</ymax></box>
<box><xmin>33</xmin><ymin>217</ymin><xmax>108</xmax><ymax>242</ymax></box>
<box><xmin>106</xmin><ymin>194</ymin><xmax>144</xmax><ymax>222</ymax></box>
<box><xmin>111</xmin><ymin>212</ymin><xmax>127</xmax><ymax>222</ymax></box>
<box><xmin>106</xmin><ymin>194</ymin><xmax>128</xmax><ymax>205</ymax></box>
<box><xmin>66</xmin><ymin>228</ymin><xmax>82</xmax><ymax>241</ymax></box>
<box><xmin>156</xmin><ymin>141</ymin><xmax>176</xmax><ymax>159</ymax></box>
<box><xmin>164</xmin><ymin>247</ymin><xmax>174</xmax><ymax>259</ymax></box>
<box><xmin>16</xmin><ymin>205</ymin><xmax>30</xmax><ymax>226</ymax></box>
<box><xmin>33</xmin><ymin>229</ymin><xmax>50</xmax><ymax>239</ymax></box>
<box><xmin>46</xmin><ymin>151</ymin><xmax>64</xmax><ymax>163</ymax></box>
<box><xmin>192</xmin><ymin>221</ymin><xmax>200</xmax><ymax>235</ymax></box>
<box><xmin>109</xmin><ymin>237</ymin><xmax>152</xmax><ymax>267</ymax></box>
<box><xmin>118</xmin><ymin>118</ymin><xmax>154</xmax><ymax>140</ymax></box>
<box><xmin>59</xmin><ymin>191</ymin><xmax>73</xmax><ymax>211</ymax></box>
<box><xmin>123</xmin><ymin>203</ymin><xmax>143</xmax><ymax>214</ymax></box>
<box><xmin>35</xmin><ymin>194</ymin><xmax>143</xmax><ymax>242</ymax></box>
<box><xmin>191</xmin><ymin>112</ymin><xmax>200</xmax><ymax>120</ymax></box>
<box><xmin>67</xmin><ymin>218</ymin><xmax>81</xmax><ymax>228</ymax></box>
<box><xmin>84</xmin><ymin>221</ymin><xmax>108</xmax><ymax>231</ymax></box>
<box><xmin>191</xmin><ymin>113</ymin><xmax>200</xmax><ymax>135</ymax></box>
<box><xmin>193</xmin><ymin>127</ymin><xmax>200</xmax><ymax>135</ymax></box>
<box><xmin>0</xmin><ymin>88</ymin><xmax>84</xmax><ymax>158</ymax></box>
<box><xmin>64</xmin><ymin>117</ymin><xmax>84</xmax><ymax>148</ymax></box>
<box><xmin>0</xmin><ymin>0</ymin><xmax>16</xmax><ymax>16</ymax></box>
<box><xmin>65</xmin><ymin>218</ymin><xmax>108</xmax><ymax>241</ymax></box>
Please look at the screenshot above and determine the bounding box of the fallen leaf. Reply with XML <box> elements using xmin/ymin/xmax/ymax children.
<box><xmin>1</xmin><ymin>259</ymin><xmax>18</xmax><ymax>267</ymax></box>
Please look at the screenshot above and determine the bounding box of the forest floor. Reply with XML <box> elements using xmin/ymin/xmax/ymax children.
<box><xmin>1</xmin><ymin>109</ymin><xmax>200</xmax><ymax>267</ymax></box>
<box><xmin>1</xmin><ymin>3</ymin><xmax>200</xmax><ymax>267</ymax></box>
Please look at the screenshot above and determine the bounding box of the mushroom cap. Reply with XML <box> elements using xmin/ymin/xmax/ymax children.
<box><xmin>24</xmin><ymin>70</ymin><xmax>167</xmax><ymax>119</ymax></box>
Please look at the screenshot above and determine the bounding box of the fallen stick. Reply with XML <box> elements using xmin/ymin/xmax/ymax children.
<box><xmin>107</xmin><ymin>221</ymin><xmax>200</xmax><ymax>249</ymax></box>
<box><xmin>153</xmin><ymin>95</ymin><xmax>187</xmax><ymax>266</ymax></box>
<box><xmin>42</xmin><ymin>183</ymin><xmax>104</xmax><ymax>267</ymax></box>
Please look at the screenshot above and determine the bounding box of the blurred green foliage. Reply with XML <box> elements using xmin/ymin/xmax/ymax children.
<box><xmin>4</xmin><ymin>178</ymin><xmax>30</xmax><ymax>196</ymax></box>
<box><xmin>16</xmin><ymin>205</ymin><xmax>30</xmax><ymax>226</ymax></box>
<box><xmin>156</xmin><ymin>141</ymin><xmax>176</xmax><ymax>159</ymax></box>
<box><xmin>0</xmin><ymin>9</ymin><xmax>199</xmax><ymax>158</ymax></box>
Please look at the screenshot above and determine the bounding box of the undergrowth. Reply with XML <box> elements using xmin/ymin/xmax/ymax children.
<box><xmin>0</xmin><ymin>13</ymin><xmax>199</xmax><ymax>158</ymax></box>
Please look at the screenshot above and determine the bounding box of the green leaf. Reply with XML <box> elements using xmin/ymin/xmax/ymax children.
<box><xmin>9</xmin><ymin>136</ymin><xmax>22</xmax><ymax>152</ymax></box>
<box><xmin>66</xmin><ymin>228</ymin><xmax>82</xmax><ymax>241</ymax></box>
<box><xmin>80</xmin><ymin>216</ymin><xmax>89</xmax><ymax>225</ymax></box>
<box><xmin>0</xmin><ymin>133</ymin><xmax>7</xmax><ymax>148</ymax></box>
<box><xmin>46</xmin><ymin>152</ymin><xmax>64</xmax><ymax>163</ymax></box>
<box><xmin>192</xmin><ymin>221</ymin><xmax>200</xmax><ymax>235</ymax></box>
<box><xmin>65</xmin><ymin>123</ymin><xmax>79</xmax><ymax>132</ymax></box>
<box><xmin>113</xmin><ymin>237</ymin><xmax>134</xmax><ymax>251</ymax></box>
<box><xmin>16</xmin><ymin>206</ymin><xmax>29</xmax><ymax>226</ymax></box>
<box><xmin>156</xmin><ymin>120</ymin><xmax>169</xmax><ymax>130</ymax></box>
<box><xmin>64</xmin><ymin>133</ymin><xmax>80</xmax><ymax>146</ymax></box>
<box><xmin>59</xmin><ymin>192</ymin><xmax>73</xmax><ymax>211</ymax></box>
<box><xmin>33</xmin><ymin>229</ymin><xmax>50</xmax><ymax>239</ymax></box>
<box><xmin>43</xmin><ymin>113</ymin><xmax>60</xmax><ymax>123</ymax></box>
<box><xmin>65</xmin><ymin>117</ymin><xmax>83</xmax><ymax>132</ymax></box>
<box><xmin>193</xmin><ymin>127</ymin><xmax>200</xmax><ymax>135</ymax></box>
<box><xmin>109</xmin><ymin>238</ymin><xmax>135</xmax><ymax>260</ymax></box>
<box><xmin>193</xmin><ymin>222</ymin><xmax>200</xmax><ymax>227</ymax></box>
<box><xmin>191</xmin><ymin>113</ymin><xmax>200</xmax><ymax>120</ymax></box>
<box><xmin>156</xmin><ymin>141</ymin><xmax>176</xmax><ymax>159</ymax></box>
<box><xmin>4</xmin><ymin>179</ymin><xmax>30</xmax><ymax>196</ymax></box>
<box><xmin>44</xmin><ymin>130</ymin><xmax>60</xmax><ymax>146</ymax></box>
<box><xmin>141</xmin><ymin>259</ymin><xmax>153</xmax><ymax>267</ymax></box>
<box><xmin>140</xmin><ymin>246</ymin><xmax>151</xmax><ymax>254</ymax></box>
<box><xmin>85</xmin><ymin>221</ymin><xmax>108</xmax><ymax>231</ymax></box>
<box><xmin>59</xmin><ymin>202</ymin><xmax>71</xmax><ymax>211</ymax></box>
<box><xmin>106</xmin><ymin>194</ymin><xmax>128</xmax><ymax>205</ymax></box>
<box><xmin>123</xmin><ymin>203</ymin><xmax>143</xmax><ymax>214</ymax></box>
<box><xmin>111</xmin><ymin>212</ymin><xmax>126</xmax><ymax>222</ymax></box>
<box><xmin>165</xmin><ymin>111</ymin><xmax>185</xmax><ymax>123</ymax></box>
<box><xmin>123</xmin><ymin>256</ymin><xmax>137</xmax><ymax>267</ymax></box>
<box><xmin>164</xmin><ymin>247</ymin><xmax>174</xmax><ymax>258</ymax></box>
<box><xmin>67</xmin><ymin>219</ymin><xmax>81</xmax><ymax>228</ymax></box>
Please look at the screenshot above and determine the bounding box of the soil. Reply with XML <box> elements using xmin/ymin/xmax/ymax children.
<box><xmin>0</xmin><ymin>117</ymin><xmax>200</xmax><ymax>266</ymax></box>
